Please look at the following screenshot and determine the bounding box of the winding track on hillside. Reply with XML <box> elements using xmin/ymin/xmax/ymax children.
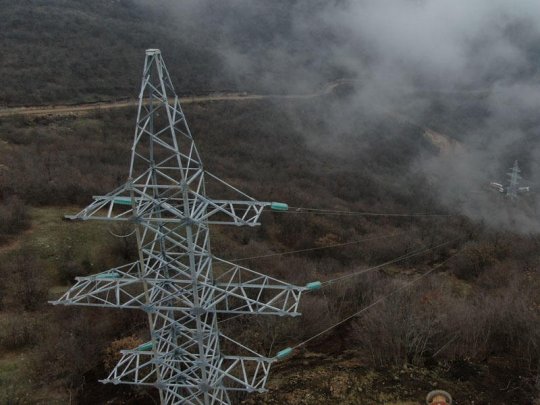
<box><xmin>0</xmin><ymin>80</ymin><xmax>466</xmax><ymax>151</ymax></box>
<box><xmin>0</xmin><ymin>79</ymin><xmax>488</xmax><ymax>118</ymax></box>
<box><xmin>0</xmin><ymin>80</ymin><xmax>352</xmax><ymax>118</ymax></box>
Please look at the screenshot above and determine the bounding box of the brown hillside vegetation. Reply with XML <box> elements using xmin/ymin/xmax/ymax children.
<box><xmin>0</xmin><ymin>0</ymin><xmax>345</xmax><ymax>106</ymax></box>
<box><xmin>2</xmin><ymin>0</ymin><xmax>540</xmax><ymax>403</ymax></box>
<box><xmin>0</xmin><ymin>95</ymin><xmax>539</xmax><ymax>404</ymax></box>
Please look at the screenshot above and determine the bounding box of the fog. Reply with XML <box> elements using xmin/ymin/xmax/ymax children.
<box><xmin>143</xmin><ymin>0</ymin><xmax>540</xmax><ymax>231</ymax></box>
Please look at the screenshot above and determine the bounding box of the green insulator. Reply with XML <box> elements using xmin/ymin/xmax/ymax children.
<box><xmin>113</xmin><ymin>198</ymin><xmax>133</xmax><ymax>206</ymax></box>
<box><xmin>137</xmin><ymin>342</ymin><xmax>153</xmax><ymax>351</ymax></box>
<box><xmin>95</xmin><ymin>271</ymin><xmax>120</xmax><ymax>279</ymax></box>
<box><xmin>305</xmin><ymin>281</ymin><xmax>322</xmax><ymax>291</ymax></box>
<box><xmin>270</xmin><ymin>202</ymin><xmax>289</xmax><ymax>211</ymax></box>
<box><xmin>276</xmin><ymin>347</ymin><xmax>293</xmax><ymax>360</ymax></box>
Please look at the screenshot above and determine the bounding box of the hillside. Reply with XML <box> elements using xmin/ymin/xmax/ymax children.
<box><xmin>0</xmin><ymin>94</ymin><xmax>539</xmax><ymax>404</ymax></box>
<box><xmin>0</xmin><ymin>0</ymin><xmax>344</xmax><ymax>106</ymax></box>
<box><xmin>1</xmin><ymin>1</ymin><xmax>540</xmax><ymax>404</ymax></box>
<box><xmin>0</xmin><ymin>0</ymin><xmax>224</xmax><ymax>105</ymax></box>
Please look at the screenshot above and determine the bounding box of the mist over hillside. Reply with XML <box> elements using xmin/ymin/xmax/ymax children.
<box><xmin>1</xmin><ymin>1</ymin><xmax>540</xmax><ymax>404</ymax></box>
<box><xmin>4</xmin><ymin>0</ymin><xmax>540</xmax><ymax>103</ymax></box>
<box><xmin>3</xmin><ymin>0</ymin><xmax>540</xmax><ymax>230</ymax></box>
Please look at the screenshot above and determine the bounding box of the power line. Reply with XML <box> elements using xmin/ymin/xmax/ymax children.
<box><xmin>203</xmin><ymin>175</ymin><xmax>455</xmax><ymax>218</ymax></box>
<box><xmin>217</xmin><ymin>237</ymin><xmax>460</xmax><ymax>326</ymax></box>
<box><xmin>283</xmin><ymin>206</ymin><xmax>456</xmax><ymax>218</ymax></box>
<box><xmin>107</xmin><ymin>226</ymin><xmax>136</xmax><ymax>239</ymax></box>
<box><xmin>286</xmin><ymin>246</ymin><xmax>464</xmax><ymax>352</ymax></box>
<box><xmin>222</xmin><ymin>232</ymin><xmax>404</xmax><ymax>264</ymax></box>
<box><xmin>320</xmin><ymin>238</ymin><xmax>460</xmax><ymax>286</ymax></box>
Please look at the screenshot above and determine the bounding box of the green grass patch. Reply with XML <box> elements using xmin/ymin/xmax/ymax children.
<box><xmin>0</xmin><ymin>206</ymin><xmax>129</xmax><ymax>285</ymax></box>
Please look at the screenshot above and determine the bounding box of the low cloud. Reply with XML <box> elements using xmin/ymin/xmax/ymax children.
<box><xmin>143</xmin><ymin>0</ymin><xmax>540</xmax><ymax>231</ymax></box>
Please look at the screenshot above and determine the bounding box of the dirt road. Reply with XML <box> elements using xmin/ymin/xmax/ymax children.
<box><xmin>0</xmin><ymin>80</ymin><xmax>465</xmax><ymax>152</ymax></box>
<box><xmin>0</xmin><ymin>80</ymin><xmax>350</xmax><ymax>118</ymax></box>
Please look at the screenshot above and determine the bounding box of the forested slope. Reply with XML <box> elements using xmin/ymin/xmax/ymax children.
<box><xmin>1</xmin><ymin>1</ymin><xmax>540</xmax><ymax>404</ymax></box>
<box><xmin>0</xmin><ymin>96</ymin><xmax>538</xmax><ymax>404</ymax></box>
<box><xmin>0</xmin><ymin>0</ymin><xmax>225</xmax><ymax>105</ymax></box>
<box><xmin>0</xmin><ymin>0</ymin><xmax>344</xmax><ymax>106</ymax></box>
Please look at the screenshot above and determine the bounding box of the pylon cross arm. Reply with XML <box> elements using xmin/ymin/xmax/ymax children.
<box><xmin>51</xmin><ymin>260</ymin><xmax>304</xmax><ymax>316</ymax></box>
<box><xmin>211</xmin><ymin>284</ymin><xmax>302</xmax><ymax>315</ymax></box>
<box><xmin>50</xmin><ymin>262</ymin><xmax>143</xmax><ymax>307</ymax></box>
<box><xmin>65</xmin><ymin>187</ymin><xmax>271</xmax><ymax>227</ymax></box>
<box><xmin>199</xmin><ymin>199</ymin><xmax>270</xmax><ymax>226</ymax></box>
<box><xmin>103</xmin><ymin>338</ymin><xmax>274</xmax><ymax>393</ymax></box>
<box><xmin>218</xmin><ymin>356</ymin><xmax>272</xmax><ymax>393</ymax></box>
<box><xmin>212</xmin><ymin>262</ymin><xmax>304</xmax><ymax>315</ymax></box>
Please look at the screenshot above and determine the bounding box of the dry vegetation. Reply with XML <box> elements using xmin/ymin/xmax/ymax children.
<box><xmin>0</xmin><ymin>0</ymin><xmax>344</xmax><ymax>107</ymax></box>
<box><xmin>0</xmin><ymin>1</ymin><xmax>539</xmax><ymax>403</ymax></box>
<box><xmin>0</xmin><ymin>96</ymin><xmax>538</xmax><ymax>404</ymax></box>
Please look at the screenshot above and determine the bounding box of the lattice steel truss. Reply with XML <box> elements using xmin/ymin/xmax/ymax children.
<box><xmin>52</xmin><ymin>49</ymin><xmax>306</xmax><ymax>404</ymax></box>
<box><xmin>506</xmin><ymin>160</ymin><xmax>528</xmax><ymax>199</ymax></box>
<box><xmin>490</xmin><ymin>160</ymin><xmax>530</xmax><ymax>200</ymax></box>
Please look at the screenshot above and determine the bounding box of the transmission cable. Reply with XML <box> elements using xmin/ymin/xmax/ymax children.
<box><xmin>201</xmin><ymin>174</ymin><xmax>454</xmax><ymax>218</ymax></box>
<box><xmin>107</xmin><ymin>226</ymin><xmax>137</xmax><ymax>238</ymax></box>
<box><xmin>274</xmin><ymin>245</ymin><xmax>464</xmax><ymax>359</ymax></box>
<box><xmin>217</xmin><ymin>237</ymin><xmax>460</xmax><ymax>325</ymax></box>
<box><xmin>216</xmin><ymin>232</ymin><xmax>403</xmax><ymax>324</ymax></box>
<box><xmin>319</xmin><ymin>238</ymin><xmax>460</xmax><ymax>287</ymax></box>
<box><xmin>223</xmin><ymin>232</ymin><xmax>404</xmax><ymax>264</ymax></box>
<box><xmin>283</xmin><ymin>206</ymin><xmax>456</xmax><ymax>218</ymax></box>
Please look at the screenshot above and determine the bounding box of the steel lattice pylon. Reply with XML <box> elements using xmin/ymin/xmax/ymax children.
<box><xmin>506</xmin><ymin>160</ymin><xmax>524</xmax><ymax>199</ymax></box>
<box><xmin>52</xmin><ymin>49</ymin><xmax>307</xmax><ymax>404</ymax></box>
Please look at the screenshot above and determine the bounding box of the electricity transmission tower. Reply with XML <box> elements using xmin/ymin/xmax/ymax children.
<box><xmin>52</xmin><ymin>49</ymin><xmax>311</xmax><ymax>404</ymax></box>
<box><xmin>490</xmin><ymin>160</ymin><xmax>530</xmax><ymax>200</ymax></box>
<box><xmin>506</xmin><ymin>160</ymin><xmax>529</xmax><ymax>199</ymax></box>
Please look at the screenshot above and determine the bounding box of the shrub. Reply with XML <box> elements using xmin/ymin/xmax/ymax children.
<box><xmin>0</xmin><ymin>316</ymin><xmax>38</xmax><ymax>350</ymax></box>
<box><xmin>0</xmin><ymin>250</ymin><xmax>49</xmax><ymax>311</ymax></box>
<box><xmin>448</xmin><ymin>241</ymin><xmax>498</xmax><ymax>280</ymax></box>
<box><xmin>103</xmin><ymin>336</ymin><xmax>143</xmax><ymax>372</ymax></box>
<box><xmin>0</xmin><ymin>196</ymin><xmax>30</xmax><ymax>242</ymax></box>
